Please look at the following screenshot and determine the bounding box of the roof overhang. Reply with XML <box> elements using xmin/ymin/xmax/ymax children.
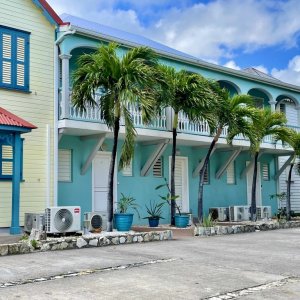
<box><xmin>32</xmin><ymin>0</ymin><xmax>68</xmax><ymax>26</ymax></box>
<box><xmin>68</xmin><ymin>24</ymin><xmax>300</xmax><ymax>93</ymax></box>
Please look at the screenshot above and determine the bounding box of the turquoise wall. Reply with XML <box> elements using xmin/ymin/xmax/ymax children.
<box><xmin>59</xmin><ymin>135</ymin><xmax>278</xmax><ymax>227</ymax></box>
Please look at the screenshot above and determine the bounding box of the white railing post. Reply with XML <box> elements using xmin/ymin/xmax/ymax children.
<box><xmin>59</xmin><ymin>54</ymin><xmax>72</xmax><ymax>119</ymax></box>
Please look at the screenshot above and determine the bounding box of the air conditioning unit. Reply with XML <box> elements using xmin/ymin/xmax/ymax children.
<box><xmin>229</xmin><ymin>206</ymin><xmax>250</xmax><ymax>222</ymax></box>
<box><xmin>256</xmin><ymin>206</ymin><xmax>272</xmax><ymax>219</ymax></box>
<box><xmin>45</xmin><ymin>206</ymin><xmax>81</xmax><ymax>234</ymax></box>
<box><xmin>83</xmin><ymin>212</ymin><xmax>107</xmax><ymax>232</ymax></box>
<box><xmin>209</xmin><ymin>207</ymin><xmax>229</xmax><ymax>221</ymax></box>
<box><xmin>24</xmin><ymin>213</ymin><xmax>45</xmax><ymax>232</ymax></box>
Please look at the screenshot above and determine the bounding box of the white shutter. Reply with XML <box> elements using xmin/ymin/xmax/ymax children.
<box><xmin>2</xmin><ymin>33</ymin><xmax>12</xmax><ymax>84</ymax></box>
<box><xmin>16</xmin><ymin>37</ymin><xmax>25</xmax><ymax>87</ymax></box>
<box><xmin>262</xmin><ymin>163</ymin><xmax>270</xmax><ymax>181</ymax></box>
<box><xmin>153</xmin><ymin>157</ymin><xmax>163</xmax><ymax>177</ymax></box>
<box><xmin>227</xmin><ymin>161</ymin><xmax>235</xmax><ymax>184</ymax></box>
<box><xmin>174</xmin><ymin>159</ymin><xmax>183</xmax><ymax>210</ymax></box>
<box><xmin>2</xmin><ymin>145</ymin><xmax>13</xmax><ymax>176</ymax></box>
<box><xmin>122</xmin><ymin>160</ymin><xmax>133</xmax><ymax>176</ymax></box>
<box><xmin>58</xmin><ymin>149</ymin><xmax>72</xmax><ymax>182</ymax></box>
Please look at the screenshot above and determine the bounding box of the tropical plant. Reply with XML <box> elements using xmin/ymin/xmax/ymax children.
<box><xmin>156</xmin><ymin>178</ymin><xmax>181</xmax><ymax>216</ymax></box>
<box><xmin>143</xmin><ymin>200</ymin><xmax>165</xmax><ymax>219</ymax></box>
<box><xmin>202</xmin><ymin>214</ymin><xmax>214</xmax><ymax>228</ymax></box>
<box><xmin>228</xmin><ymin>108</ymin><xmax>288</xmax><ymax>221</ymax></box>
<box><xmin>72</xmin><ymin>43</ymin><xmax>159</xmax><ymax>231</ymax></box>
<box><xmin>156</xmin><ymin>66</ymin><xmax>215</xmax><ymax>225</ymax></box>
<box><xmin>116</xmin><ymin>193</ymin><xmax>140</xmax><ymax>218</ymax></box>
<box><xmin>274</xmin><ymin>128</ymin><xmax>300</xmax><ymax>220</ymax></box>
<box><xmin>197</xmin><ymin>82</ymin><xmax>255</xmax><ymax>222</ymax></box>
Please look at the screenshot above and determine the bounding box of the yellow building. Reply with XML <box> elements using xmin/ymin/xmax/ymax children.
<box><xmin>0</xmin><ymin>0</ymin><xmax>63</xmax><ymax>233</ymax></box>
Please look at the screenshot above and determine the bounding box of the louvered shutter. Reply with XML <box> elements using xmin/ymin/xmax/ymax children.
<box><xmin>0</xmin><ymin>26</ymin><xmax>29</xmax><ymax>90</ymax></box>
<box><xmin>1</xmin><ymin>145</ymin><xmax>13</xmax><ymax>176</ymax></box>
<box><xmin>58</xmin><ymin>149</ymin><xmax>72</xmax><ymax>182</ymax></box>
<box><xmin>122</xmin><ymin>160</ymin><xmax>133</xmax><ymax>176</ymax></box>
<box><xmin>1</xmin><ymin>32</ymin><xmax>12</xmax><ymax>86</ymax></box>
<box><xmin>262</xmin><ymin>163</ymin><xmax>270</xmax><ymax>181</ymax></box>
<box><xmin>153</xmin><ymin>157</ymin><xmax>163</xmax><ymax>177</ymax></box>
<box><xmin>227</xmin><ymin>161</ymin><xmax>235</xmax><ymax>184</ymax></box>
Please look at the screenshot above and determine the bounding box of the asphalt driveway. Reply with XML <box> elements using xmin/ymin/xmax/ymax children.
<box><xmin>0</xmin><ymin>228</ymin><xmax>300</xmax><ymax>299</ymax></box>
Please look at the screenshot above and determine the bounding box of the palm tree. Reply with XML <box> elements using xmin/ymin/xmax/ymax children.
<box><xmin>228</xmin><ymin>108</ymin><xmax>288</xmax><ymax>221</ymax></box>
<box><xmin>72</xmin><ymin>43</ymin><xmax>159</xmax><ymax>231</ymax></box>
<box><xmin>197</xmin><ymin>82</ymin><xmax>255</xmax><ymax>222</ymax></box>
<box><xmin>157</xmin><ymin>66</ymin><xmax>215</xmax><ymax>225</ymax></box>
<box><xmin>275</xmin><ymin>128</ymin><xmax>300</xmax><ymax>220</ymax></box>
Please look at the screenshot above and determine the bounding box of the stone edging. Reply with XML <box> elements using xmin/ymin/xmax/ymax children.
<box><xmin>0</xmin><ymin>230</ymin><xmax>173</xmax><ymax>257</ymax></box>
<box><xmin>194</xmin><ymin>220</ymin><xmax>300</xmax><ymax>236</ymax></box>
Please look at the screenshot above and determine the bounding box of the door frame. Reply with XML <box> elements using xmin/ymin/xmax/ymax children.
<box><xmin>92</xmin><ymin>151</ymin><xmax>117</xmax><ymax>212</ymax></box>
<box><xmin>168</xmin><ymin>156</ymin><xmax>189</xmax><ymax>213</ymax></box>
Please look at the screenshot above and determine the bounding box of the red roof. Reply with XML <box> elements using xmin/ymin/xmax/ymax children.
<box><xmin>36</xmin><ymin>0</ymin><xmax>68</xmax><ymax>26</ymax></box>
<box><xmin>0</xmin><ymin>108</ymin><xmax>37</xmax><ymax>129</ymax></box>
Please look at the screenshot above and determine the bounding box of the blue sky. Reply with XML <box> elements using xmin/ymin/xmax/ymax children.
<box><xmin>47</xmin><ymin>0</ymin><xmax>300</xmax><ymax>85</ymax></box>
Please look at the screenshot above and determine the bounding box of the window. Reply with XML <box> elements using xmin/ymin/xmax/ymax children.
<box><xmin>262</xmin><ymin>163</ymin><xmax>270</xmax><ymax>181</ymax></box>
<box><xmin>58</xmin><ymin>149</ymin><xmax>72</xmax><ymax>182</ymax></box>
<box><xmin>122</xmin><ymin>159</ymin><xmax>133</xmax><ymax>176</ymax></box>
<box><xmin>0</xmin><ymin>141</ymin><xmax>23</xmax><ymax>180</ymax></box>
<box><xmin>0</xmin><ymin>26</ymin><xmax>30</xmax><ymax>91</ymax></box>
<box><xmin>153</xmin><ymin>157</ymin><xmax>163</xmax><ymax>177</ymax></box>
<box><xmin>227</xmin><ymin>161</ymin><xmax>235</xmax><ymax>184</ymax></box>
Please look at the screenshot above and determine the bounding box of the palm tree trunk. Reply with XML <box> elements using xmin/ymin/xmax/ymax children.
<box><xmin>107</xmin><ymin>117</ymin><xmax>120</xmax><ymax>232</ymax></box>
<box><xmin>286</xmin><ymin>163</ymin><xmax>294</xmax><ymax>221</ymax></box>
<box><xmin>170</xmin><ymin>112</ymin><xmax>178</xmax><ymax>226</ymax></box>
<box><xmin>250</xmin><ymin>152</ymin><xmax>259</xmax><ymax>222</ymax></box>
<box><xmin>197</xmin><ymin>127</ymin><xmax>222</xmax><ymax>222</ymax></box>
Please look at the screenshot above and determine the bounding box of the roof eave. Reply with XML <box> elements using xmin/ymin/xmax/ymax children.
<box><xmin>69</xmin><ymin>25</ymin><xmax>300</xmax><ymax>93</ymax></box>
<box><xmin>32</xmin><ymin>0</ymin><xmax>69</xmax><ymax>26</ymax></box>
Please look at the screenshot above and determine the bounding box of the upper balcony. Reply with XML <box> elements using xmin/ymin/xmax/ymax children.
<box><xmin>57</xmin><ymin>90</ymin><xmax>298</xmax><ymax>154</ymax></box>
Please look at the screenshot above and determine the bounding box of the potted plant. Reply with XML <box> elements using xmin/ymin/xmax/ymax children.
<box><xmin>202</xmin><ymin>214</ymin><xmax>215</xmax><ymax>236</ymax></box>
<box><xmin>156</xmin><ymin>178</ymin><xmax>189</xmax><ymax>228</ymax></box>
<box><xmin>143</xmin><ymin>200</ymin><xmax>165</xmax><ymax>227</ymax></box>
<box><xmin>114</xmin><ymin>193</ymin><xmax>140</xmax><ymax>231</ymax></box>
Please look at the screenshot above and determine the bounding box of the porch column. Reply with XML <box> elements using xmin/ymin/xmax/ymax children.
<box><xmin>269</xmin><ymin>100</ymin><xmax>276</xmax><ymax>112</ymax></box>
<box><xmin>59</xmin><ymin>54</ymin><xmax>72</xmax><ymax>119</ymax></box>
<box><xmin>10</xmin><ymin>133</ymin><xmax>21</xmax><ymax>235</ymax></box>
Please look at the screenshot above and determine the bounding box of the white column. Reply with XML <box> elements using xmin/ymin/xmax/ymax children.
<box><xmin>59</xmin><ymin>54</ymin><xmax>72</xmax><ymax>119</ymax></box>
<box><xmin>268</xmin><ymin>100</ymin><xmax>277</xmax><ymax>112</ymax></box>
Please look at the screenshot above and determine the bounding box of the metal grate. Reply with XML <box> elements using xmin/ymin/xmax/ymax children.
<box><xmin>91</xmin><ymin>214</ymin><xmax>102</xmax><ymax>230</ymax></box>
<box><xmin>54</xmin><ymin>209</ymin><xmax>73</xmax><ymax>232</ymax></box>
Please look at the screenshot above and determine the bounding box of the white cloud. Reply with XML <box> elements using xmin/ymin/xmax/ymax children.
<box><xmin>224</xmin><ymin>60</ymin><xmax>241</xmax><ymax>70</ymax></box>
<box><xmin>47</xmin><ymin>0</ymin><xmax>300</xmax><ymax>63</ymax></box>
<box><xmin>253</xmin><ymin>65</ymin><xmax>269</xmax><ymax>74</ymax></box>
<box><xmin>272</xmin><ymin>56</ymin><xmax>300</xmax><ymax>85</ymax></box>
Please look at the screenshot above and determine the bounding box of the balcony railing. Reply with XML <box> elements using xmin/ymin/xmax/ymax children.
<box><xmin>59</xmin><ymin>91</ymin><xmax>298</xmax><ymax>145</ymax></box>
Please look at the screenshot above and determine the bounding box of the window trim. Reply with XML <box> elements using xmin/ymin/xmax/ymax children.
<box><xmin>0</xmin><ymin>139</ymin><xmax>24</xmax><ymax>181</ymax></box>
<box><xmin>0</xmin><ymin>25</ymin><xmax>30</xmax><ymax>92</ymax></box>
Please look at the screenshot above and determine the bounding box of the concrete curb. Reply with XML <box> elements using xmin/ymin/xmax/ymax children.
<box><xmin>0</xmin><ymin>230</ymin><xmax>173</xmax><ymax>257</ymax></box>
<box><xmin>194</xmin><ymin>220</ymin><xmax>300</xmax><ymax>236</ymax></box>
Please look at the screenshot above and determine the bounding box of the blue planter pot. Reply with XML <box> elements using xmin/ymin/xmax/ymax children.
<box><xmin>148</xmin><ymin>218</ymin><xmax>160</xmax><ymax>228</ymax></box>
<box><xmin>114</xmin><ymin>213</ymin><xmax>133</xmax><ymax>231</ymax></box>
<box><xmin>175</xmin><ymin>214</ymin><xmax>189</xmax><ymax>228</ymax></box>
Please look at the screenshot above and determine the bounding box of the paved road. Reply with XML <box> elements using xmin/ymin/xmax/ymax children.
<box><xmin>0</xmin><ymin>228</ymin><xmax>300</xmax><ymax>299</ymax></box>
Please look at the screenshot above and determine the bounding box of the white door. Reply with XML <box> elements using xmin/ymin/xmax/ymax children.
<box><xmin>93</xmin><ymin>152</ymin><xmax>113</xmax><ymax>212</ymax></box>
<box><xmin>169</xmin><ymin>156</ymin><xmax>189</xmax><ymax>213</ymax></box>
<box><xmin>246</xmin><ymin>161</ymin><xmax>262</xmax><ymax>206</ymax></box>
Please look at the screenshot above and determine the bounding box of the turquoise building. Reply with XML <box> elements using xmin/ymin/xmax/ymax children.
<box><xmin>55</xmin><ymin>15</ymin><xmax>300</xmax><ymax>225</ymax></box>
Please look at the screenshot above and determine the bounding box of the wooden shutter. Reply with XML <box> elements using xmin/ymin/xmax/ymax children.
<box><xmin>58</xmin><ymin>149</ymin><xmax>72</xmax><ymax>182</ymax></box>
<box><xmin>153</xmin><ymin>157</ymin><xmax>163</xmax><ymax>177</ymax></box>
<box><xmin>2</xmin><ymin>145</ymin><xmax>13</xmax><ymax>176</ymax></box>
<box><xmin>1</xmin><ymin>33</ymin><xmax>12</xmax><ymax>85</ymax></box>
<box><xmin>122</xmin><ymin>160</ymin><xmax>133</xmax><ymax>176</ymax></box>
<box><xmin>262</xmin><ymin>163</ymin><xmax>270</xmax><ymax>181</ymax></box>
<box><xmin>16</xmin><ymin>36</ymin><xmax>25</xmax><ymax>87</ymax></box>
<box><xmin>227</xmin><ymin>161</ymin><xmax>235</xmax><ymax>184</ymax></box>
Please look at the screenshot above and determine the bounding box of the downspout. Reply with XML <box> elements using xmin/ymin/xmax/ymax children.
<box><xmin>53</xmin><ymin>29</ymin><xmax>76</xmax><ymax>206</ymax></box>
